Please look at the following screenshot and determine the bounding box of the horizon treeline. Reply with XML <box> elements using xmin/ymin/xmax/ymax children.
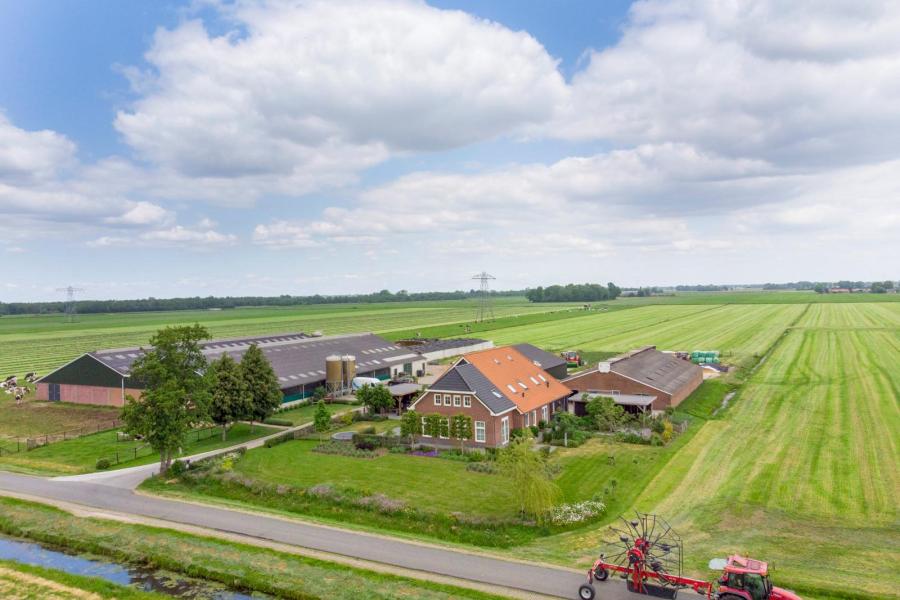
<box><xmin>525</xmin><ymin>282</ymin><xmax>621</xmax><ymax>303</ymax></box>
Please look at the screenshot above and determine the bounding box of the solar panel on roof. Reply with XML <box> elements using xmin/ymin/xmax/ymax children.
<box><xmin>507</xmin><ymin>384</ymin><xmax>517</xmax><ymax>393</ymax></box>
<box><xmin>492</xmin><ymin>391</ymin><xmax>503</xmax><ymax>398</ymax></box>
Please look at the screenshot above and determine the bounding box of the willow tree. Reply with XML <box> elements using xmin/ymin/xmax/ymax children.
<box><xmin>122</xmin><ymin>324</ymin><xmax>211</xmax><ymax>475</ymax></box>
<box><xmin>497</xmin><ymin>432</ymin><xmax>560</xmax><ymax>521</ymax></box>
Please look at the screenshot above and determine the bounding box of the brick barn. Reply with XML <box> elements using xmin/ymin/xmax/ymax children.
<box><xmin>564</xmin><ymin>345</ymin><xmax>702</xmax><ymax>414</ymax></box>
<box><xmin>410</xmin><ymin>345</ymin><xmax>571</xmax><ymax>447</ymax></box>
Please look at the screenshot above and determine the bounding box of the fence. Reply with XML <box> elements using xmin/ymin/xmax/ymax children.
<box><xmin>96</xmin><ymin>424</ymin><xmax>222</xmax><ymax>467</ymax></box>
<box><xmin>0</xmin><ymin>419</ymin><xmax>123</xmax><ymax>456</ymax></box>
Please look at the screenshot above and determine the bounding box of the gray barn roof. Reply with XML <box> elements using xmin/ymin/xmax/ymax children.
<box><xmin>429</xmin><ymin>363</ymin><xmax>517</xmax><ymax>414</ymax></box>
<box><xmin>608</xmin><ymin>346</ymin><xmax>700</xmax><ymax>394</ymax></box>
<box><xmin>513</xmin><ymin>343</ymin><xmax>566</xmax><ymax>371</ymax></box>
<box><xmin>83</xmin><ymin>332</ymin><xmax>423</xmax><ymax>391</ymax></box>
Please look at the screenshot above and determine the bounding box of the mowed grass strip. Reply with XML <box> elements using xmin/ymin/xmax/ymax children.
<box><xmin>0</xmin><ymin>423</ymin><xmax>279</xmax><ymax>476</ymax></box>
<box><xmin>0</xmin><ymin>497</ymin><xmax>509</xmax><ymax>600</ymax></box>
<box><xmin>627</xmin><ymin>305</ymin><xmax>900</xmax><ymax>599</ymax></box>
<box><xmin>274</xmin><ymin>402</ymin><xmax>352</xmax><ymax>425</ymax></box>
<box><xmin>0</xmin><ymin>559</ymin><xmax>165</xmax><ymax>600</ymax></box>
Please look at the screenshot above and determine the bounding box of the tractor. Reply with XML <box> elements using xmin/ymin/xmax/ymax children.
<box><xmin>560</xmin><ymin>350</ymin><xmax>583</xmax><ymax>368</ymax></box>
<box><xmin>577</xmin><ymin>513</ymin><xmax>801</xmax><ymax>600</ymax></box>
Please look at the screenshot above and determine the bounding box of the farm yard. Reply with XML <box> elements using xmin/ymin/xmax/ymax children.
<box><xmin>0</xmin><ymin>292</ymin><xmax>897</xmax><ymax>599</ymax></box>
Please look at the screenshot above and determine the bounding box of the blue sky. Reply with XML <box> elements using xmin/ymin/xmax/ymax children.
<box><xmin>1</xmin><ymin>0</ymin><xmax>898</xmax><ymax>301</ymax></box>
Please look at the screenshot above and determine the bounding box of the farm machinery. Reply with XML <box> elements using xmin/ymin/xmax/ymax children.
<box><xmin>577</xmin><ymin>513</ymin><xmax>800</xmax><ymax>600</ymax></box>
<box><xmin>560</xmin><ymin>351</ymin><xmax>583</xmax><ymax>368</ymax></box>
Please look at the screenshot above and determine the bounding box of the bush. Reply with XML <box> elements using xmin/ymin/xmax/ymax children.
<box><xmin>466</xmin><ymin>462</ymin><xmax>497</xmax><ymax>474</ymax></box>
<box><xmin>263</xmin><ymin>417</ymin><xmax>293</xmax><ymax>427</ymax></box>
<box><xmin>509</xmin><ymin>427</ymin><xmax>527</xmax><ymax>440</ymax></box>
<box><xmin>529</xmin><ymin>425</ymin><xmax>539</xmax><ymax>437</ymax></box>
<box><xmin>353</xmin><ymin>412</ymin><xmax>387</xmax><ymax>422</ymax></box>
<box><xmin>95</xmin><ymin>458</ymin><xmax>111</xmax><ymax>470</ymax></box>
<box><xmin>313</xmin><ymin>441</ymin><xmax>377</xmax><ymax>458</ymax></box>
<box><xmin>360</xmin><ymin>425</ymin><xmax>377</xmax><ymax>434</ymax></box>
<box><xmin>264</xmin><ymin>431</ymin><xmax>296</xmax><ymax>448</ymax></box>
<box><xmin>340</xmin><ymin>412</ymin><xmax>354</xmax><ymax>426</ymax></box>
<box><xmin>616</xmin><ymin>432</ymin><xmax>650</xmax><ymax>445</ymax></box>
<box><xmin>388</xmin><ymin>445</ymin><xmax>411</xmax><ymax>454</ymax></box>
<box><xmin>548</xmin><ymin>500</ymin><xmax>606</xmax><ymax>525</ymax></box>
<box><xmin>417</xmin><ymin>445</ymin><xmax>434</xmax><ymax>453</ymax></box>
<box><xmin>169</xmin><ymin>459</ymin><xmax>188</xmax><ymax>476</ymax></box>
<box><xmin>352</xmin><ymin>433</ymin><xmax>403</xmax><ymax>450</ymax></box>
<box><xmin>650</xmin><ymin>433</ymin><xmax>664</xmax><ymax>446</ymax></box>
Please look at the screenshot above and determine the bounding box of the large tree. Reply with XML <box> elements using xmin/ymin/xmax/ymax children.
<box><xmin>207</xmin><ymin>353</ymin><xmax>251</xmax><ymax>441</ymax></box>
<box><xmin>586</xmin><ymin>394</ymin><xmax>627</xmax><ymax>432</ymax></box>
<box><xmin>497</xmin><ymin>432</ymin><xmax>559</xmax><ymax>521</ymax></box>
<box><xmin>356</xmin><ymin>383</ymin><xmax>393</xmax><ymax>415</ymax></box>
<box><xmin>121</xmin><ymin>324</ymin><xmax>211</xmax><ymax>475</ymax></box>
<box><xmin>240</xmin><ymin>343</ymin><xmax>282</xmax><ymax>429</ymax></box>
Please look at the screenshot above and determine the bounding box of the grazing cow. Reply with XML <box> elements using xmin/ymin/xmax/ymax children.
<box><xmin>24</xmin><ymin>372</ymin><xmax>37</xmax><ymax>383</ymax></box>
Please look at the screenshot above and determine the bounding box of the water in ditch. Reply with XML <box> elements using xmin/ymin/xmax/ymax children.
<box><xmin>0</xmin><ymin>534</ymin><xmax>270</xmax><ymax>599</ymax></box>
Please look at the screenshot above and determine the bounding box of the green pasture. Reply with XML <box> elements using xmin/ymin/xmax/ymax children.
<box><xmin>512</xmin><ymin>303</ymin><xmax>899</xmax><ymax>599</ymax></box>
<box><xmin>0</xmin><ymin>423</ymin><xmax>278</xmax><ymax>476</ymax></box>
<box><xmin>274</xmin><ymin>402</ymin><xmax>352</xmax><ymax>425</ymax></box>
<box><xmin>0</xmin><ymin>297</ymin><xmax>577</xmax><ymax>378</ymax></box>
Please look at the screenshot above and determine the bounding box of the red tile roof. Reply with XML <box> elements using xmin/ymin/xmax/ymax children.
<box><xmin>462</xmin><ymin>346</ymin><xmax>571</xmax><ymax>413</ymax></box>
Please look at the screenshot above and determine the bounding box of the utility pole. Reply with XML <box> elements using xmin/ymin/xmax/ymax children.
<box><xmin>472</xmin><ymin>272</ymin><xmax>496</xmax><ymax>323</ymax></box>
<box><xmin>56</xmin><ymin>285</ymin><xmax>85</xmax><ymax>323</ymax></box>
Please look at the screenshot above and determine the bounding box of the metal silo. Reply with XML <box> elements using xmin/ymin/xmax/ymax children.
<box><xmin>325</xmin><ymin>355</ymin><xmax>343</xmax><ymax>395</ymax></box>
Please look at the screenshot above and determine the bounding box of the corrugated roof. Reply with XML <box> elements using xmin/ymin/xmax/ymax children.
<box><xmin>608</xmin><ymin>346</ymin><xmax>700</xmax><ymax>394</ymax></box>
<box><xmin>513</xmin><ymin>343</ymin><xmax>566</xmax><ymax>370</ymax></box>
<box><xmin>88</xmin><ymin>332</ymin><xmax>422</xmax><ymax>390</ymax></box>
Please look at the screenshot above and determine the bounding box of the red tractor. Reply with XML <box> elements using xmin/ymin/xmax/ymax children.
<box><xmin>560</xmin><ymin>351</ymin><xmax>583</xmax><ymax>368</ymax></box>
<box><xmin>577</xmin><ymin>513</ymin><xmax>801</xmax><ymax>600</ymax></box>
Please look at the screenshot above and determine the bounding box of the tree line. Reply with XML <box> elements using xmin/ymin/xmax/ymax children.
<box><xmin>0</xmin><ymin>288</ymin><xmax>526</xmax><ymax>316</ymax></box>
<box><xmin>525</xmin><ymin>283</ymin><xmax>621</xmax><ymax>303</ymax></box>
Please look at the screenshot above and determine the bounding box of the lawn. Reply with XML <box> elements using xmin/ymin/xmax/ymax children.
<box><xmin>0</xmin><ymin>395</ymin><xmax>119</xmax><ymax>440</ymax></box>
<box><xmin>234</xmin><ymin>438</ymin><xmax>518</xmax><ymax>518</ymax></box>
<box><xmin>275</xmin><ymin>401</ymin><xmax>354</xmax><ymax>425</ymax></box>
<box><xmin>0</xmin><ymin>497</ymin><xmax>508</xmax><ymax>600</ymax></box>
<box><xmin>0</xmin><ymin>423</ymin><xmax>278</xmax><ymax>476</ymax></box>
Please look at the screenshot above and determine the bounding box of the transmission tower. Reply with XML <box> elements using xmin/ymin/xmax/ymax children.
<box><xmin>472</xmin><ymin>271</ymin><xmax>496</xmax><ymax>323</ymax></box>
<box><xmin>56</xmin><ymin>285</ymin><xmax>85</xmax><ymax>323</ymax></box>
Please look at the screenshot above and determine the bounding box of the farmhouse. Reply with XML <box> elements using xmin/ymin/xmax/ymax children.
<box><xmin>35</xmin><ymin>332</ymin><xmax>431</xmax><ymax>407</ymax></box>
<box><xmin>410</xmin><ymin>345</ymin><xmax>571</xmax><ymax>447</ymax></box>
<box><xmin>564</xmin><ymin>345</ymin><xmax>702</xmax><ymax>413</ymax></box>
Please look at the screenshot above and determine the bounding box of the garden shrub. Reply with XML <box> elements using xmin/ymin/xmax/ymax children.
<box><xmin>263</xmin><ymin>417</ymin><xmax>293</xmax><ymax>427</ymax></box>
<box><xmin>360</xmin><ymin>425</ymin><xmax>377</xmax><ymax>435</ymax></box>
<box><xmin>313</xmin><ymin>441</ymin><xmax>377</xmax><ymax>458</ymax></box>
<box><xmin>352</xmin><ymin>433</ymin><xmax>403</xmax><ymax>450</ymax></box>
<box><xmin>264</xmin><ymin>431</ymin><xmax>296</xmax><ymax>448</ymax></box>
<box><xmin>417</xmin><ymin>445</ymin><xmax>434</xmax><ymax>453</ymax></box>
<box><xmin>466</xmin><ymin>462</ymin><xmax>497</xmax><ymax>474</ymax></box>
<box><xmin>169</xmin><ymin>459</ymin><xmax>188</xmax><ymax>476</ymax></box>
<box><xmin>529</xmin><ymin>425</ymin><xmax>539</xmax><ymax>437</ymax></box>
<box><xmin>95</xmin><ymin>458</ymin><xmax>111</xmax><ymax>470</ymax></box>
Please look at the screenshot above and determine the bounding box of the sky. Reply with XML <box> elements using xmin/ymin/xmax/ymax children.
<box><xmin>1</xmin><ymin>0</ymin><xmax>898</xmax><ymax>302</ymax></box>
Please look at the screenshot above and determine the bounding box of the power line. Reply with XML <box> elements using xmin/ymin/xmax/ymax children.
<box><xmin>55</xmin><ymin>285</ymin><xmax>85</xmax><ymax>323</ymax></box>
<box><xmin>471</xmin><ymin>271</ymin><xmax>495</xmax><ymax>323</ymax></box>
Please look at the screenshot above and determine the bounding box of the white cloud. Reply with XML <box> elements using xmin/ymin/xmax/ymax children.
<box><xmin>89</xmin><ymin>224</ymin><xmax>237</xmax><ymax>248</ymax></box>
<box><xmin>114</xmin><ymin>0</ymin><xmax>566</xmax><ymax>186</ymax></box>
<box><xmin>104</xmin><ymin>201</ymin><xmax>173</xmax><ymax>226</ymax></box>
<box><xmin>552</xmin><ymin>0</ymin><xmax>900</xmax><ymax>167</ymax></box>
<box><xmin>0</xmin><ymin>114</ymin><xmax>76</xmax><ymax>182</ymax></box>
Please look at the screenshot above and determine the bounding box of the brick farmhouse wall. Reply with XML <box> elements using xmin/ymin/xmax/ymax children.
<box><xmin>35</xmin><ymin>382</ymin><xmax>142</xmax><ymax>407</ymax></box>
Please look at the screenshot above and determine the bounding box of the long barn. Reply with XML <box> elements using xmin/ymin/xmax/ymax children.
<box><xmin>35</xmin><ymin>332</ymin><xmax>430</xmax><ymax>407</ymax></box>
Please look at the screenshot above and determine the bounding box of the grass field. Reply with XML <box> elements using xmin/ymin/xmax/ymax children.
<box><xmin>0</xmin><ymin>298</ymin><xmax>579</xmax><ymax>378</ymax></box>
<box><xmin>274</xmin><ymin>401</ymin><xmax>354</xmax><ymax>425</ymax></box>
<box><xmin>0</xmin><ymin>423</ymin><xmax>278</xmax><ymax>476</ymax></box>
<box><xmin>0</xmin><ymin>497</ymin><xmax>509</xmax><ymax>600</ymax></box>
<box><xmin>480</xmin><ymin>303</ymin><xmax>806</xmax><ymax>368</ymax></box>
<box><xmin>507</xmin><ymin>303</ymin><xmax>899</xmax><ymax>599</ymax></box>
<box><xmin>0</xmin><ymin>559</ymin><xmax>164</xmax><ymax>600</ymax></box>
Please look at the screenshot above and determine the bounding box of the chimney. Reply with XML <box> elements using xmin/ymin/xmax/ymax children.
<box><xmin>545</xmin><ymin>380</ymin><xmax>550</xmax><ymax>388</ymax></box>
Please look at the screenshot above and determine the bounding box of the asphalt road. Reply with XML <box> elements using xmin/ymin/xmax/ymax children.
<box><xmin>0</xmin><ymin>470</ymin><xmax>643</xmax><ymax>600</ymax></box>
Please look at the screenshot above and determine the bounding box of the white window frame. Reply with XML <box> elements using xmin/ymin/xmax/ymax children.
<box><xmin>453</xmin><ymin>395</ymin><xmax>461</xmax><ymax>407</ymax></box>
<box><xmin>532</xmin><ymin>410</ymin><xmax>537</xmax><ymax>425</ymax></box>
<box><xmin>542</xmin><ymin>405</ymin><xmax>549</xmax><ymax>423</ymax></box>
<box><xmin>434</xmin><ymin>394</ymin><xmax>441</xmax><ymax>406</ymax></box>
<box><xmin>524</xmin><ymin>412</ymin><xmax>530</xmax><ymax>427</ymax></box>
<box><xmin>421</xmin><ymin>417</ymin><xmax>431</xmax><ymax>437</ymax></box>
<box><xmin>475</xmin><ymin>421</ymin><xmax>486</xmax><ymax>443</ymax></box>
<box><xmin>463</xmin><ymin>395</ymin><xmax>471</xmax><ymax>408</ymax></box>
<box><xmin>501</xmin><ymin>417</ymin><xmax>510</xmax><ymax>445</ymax></box>
<box><xmin>443</xmin><ymin>395</ymin><xmax>451</xmax><ymax>406</ymax></box>
<box><xmin>439</xmin><ymin>417</ymin><xmax>450</xmax><ymax>439</ymax></box>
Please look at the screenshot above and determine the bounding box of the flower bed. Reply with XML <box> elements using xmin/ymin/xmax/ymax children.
<box><xmin>312</xmin><ymin>441</ymin><xmax>378</xmax><ymax>458</ymax></box>
<box><xmin>547</xmin><ymin>500</ymin><xmax>606</xmax><ymax>525</ymax></box>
